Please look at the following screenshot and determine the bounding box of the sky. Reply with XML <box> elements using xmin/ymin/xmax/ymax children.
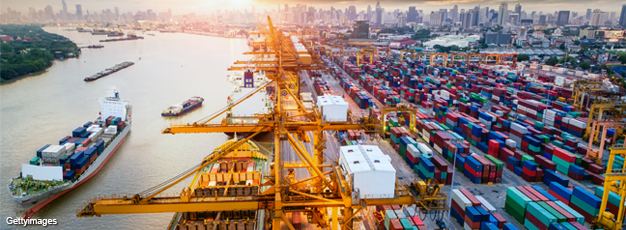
<box><xmin>2</xmin><ymin>0</ymin><xmax>625</xmax><ymax>15</ymax></box>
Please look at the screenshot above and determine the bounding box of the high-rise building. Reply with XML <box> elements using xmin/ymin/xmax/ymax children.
<box><xmin>556</xmin><ymin>11</ymin><xmax>570</xmax><ymax>26</ymax></box>
<box><xmin>348</xmin><ymin>6</ymin><xmax>356</xmax><ymax>20</ymax></box>
<box><xmin>620</xmin><ymin>5</ymin><xmax>626</xmax><ymax>28</ymax></box>
<box><xmin>609</xmin><ymin>12</ymin><xmax>617</xmax><ymax>23</ymax></box>
<box><xmin>591</xmin><ymin>10</ymin><xmax>609</xmax><ymax>26</ymax></box>
<box><xmin>398</xmin><ymin>14</ymin><xmax>406</xmax><ymax>27</ymax></box>
<box><xmin>514</xmin><ymin>4</ymin><xmax>521</xmax><ymax>15</ymax></box>
<box><xmin>44</xmin><ymin>5</ymin><xmax>54</xmax><ymax>21</ymax></box>
<box><xmin>586</xmin><ymin>9</ymin><xmax>592</xmax><ymax>20</ymax></box>
<box><xmin>439</xmin><ymin>9</ymin><xmax>448</xmax><ymax>22</ymax></box>
<box><xmin>539</xmin><ymin>15</ymin><xmax>547</xmax><ymax>25</ymax></box>
<box><xmin>375</xmin><ymin>1</ymin><xmax>383</xmax><ymax>25</ymax></box>
<box><xmin>430</xmin><ymin>11</ymin><xmax>444</xmax><ymax>26</ymax></box>
<box><xmin>114</xmin><ymin>7</ymin><xmax>119</xmax><ymax>19</ymax></box>
<box><xmin>76</xmin><ymin>4</ymin><xmax>83</xmax><ymax>20</ymax></box>
<box><xmin>62</xmin><ymin>0</ymin><xmax>67</xmax><ymax>14</ymax></box>
<box><xmin>408</xmin><ymin>6</ymin><xmax>417</xmax><ymax>22</ymax></box>
<box><xmin>498</xmin><ymin>3</ymin><xmax>508</xmax><ymax>25</ymax></box>
<box><xmin>451</xmin><ymin>5</ymin><xmax>458</xmax><ymax>21</ymax></box>
<box><xmin>367</xmin><ymin>5</ymin><xmax>372</xmax><ymax>21</ymax></box>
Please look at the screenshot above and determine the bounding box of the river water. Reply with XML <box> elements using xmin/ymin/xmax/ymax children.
<box><xmin>0</xmin><ymin>27</ymin><xmax>250</xmax><ymax>229</ymax></box>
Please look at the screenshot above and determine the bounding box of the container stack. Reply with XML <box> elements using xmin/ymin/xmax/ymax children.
<box><xmin>569</xmin><ymin>187</ymin><xmax>602</xmax><ymax>223</ymax></box>
<box><xmin>520</xmin><ymin>160</ymin><xmax>541</xmax><ymax>182</ymax></box>
<box><xmin>483</xmin><ymin>155</ymin><xmax>504</xmax><ymax>184</ymax></box>
<box><xmin>548</xmin><ymin>182</ymin><xmax>572</xmax><ymax>205</ymax></box>
<box><xmin>399</xmin><ymin>136</ymin><xmax>417</xmax><ymax>160</ymax></box>
<box><xmin>41</xmin><ymin>145</ymin><xmax>67</xmax><ymax>163</ymax></box>
<box><xmin>505</xmin><ymin>186</ymin><xmax>586</xmax><ymax>229</ymax></box>
<box><xmin>463</xmin><ymin>155</ymin><xmax>483</xmax><ymax>184</ymax></box>
<box><xmin>544</xmin><ymin>169</ymin><xmax>570</xmax><ymax>188</ymax></box>
<box><xmin>69</xmin><ymin>150</ymin><xmax>89</xmax><ymax>175</ymax></box>
<box><xmin>509</xmin><ymin>123</ymin><xmax>528</xmax><ymax>148</ymax></box>
<box><xmin>415</xmin><ymin>156</ymin><xmax>435</xmax><ymax>180</ymax></box>
<box><xmin>429</xmin><ymin>155</ymin><xmax>450</xmax><ymax>184</ymax></box>
<box><xmin>551</xmin><ymin>148</ymin><xmax>575</xmax><ymax>175</ymax></box>
<box><xmin>594</xmin><ymin>187</ymin><xmax>626</xmax><ymax>220</ymax></box>
<box><xmin>524</xmin><ymin>202</ymin><xmax>557</xmax><ymax>230</ymax></box>
<box><xmin>450</xmin><ymin>189</ymin><xmax>480</xmax><ymax>228</ymax></box>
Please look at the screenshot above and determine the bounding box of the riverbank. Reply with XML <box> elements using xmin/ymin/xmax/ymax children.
<box><xmin>0</xmin><ymin>24</ymin><xmax>80</xmax><ymax>83</ymax></box>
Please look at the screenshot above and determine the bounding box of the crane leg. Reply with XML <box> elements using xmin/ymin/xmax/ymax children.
<box><xmin>332</xmin><ymin>207</ymin><xmax>339</xmax><ymax>230</ymax></box>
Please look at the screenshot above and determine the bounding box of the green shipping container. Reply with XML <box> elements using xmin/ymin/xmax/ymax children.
<box><xmin>570</xmin><ymin>196</ymin><xmax>600</xmax><ymax>216</ymax></box>
<box><xmin>538</xmin><ymin>202</ymin><xmax>566</xmax><ymax>222</ymax></box>
<box><xmin>399</xmin><ymin>218</ymin><xmax>413</xmax><ymax>230</ymax></box>
<box><xmin>554</xmin><ymin>201</ymin><xmax>584</xmax><ymax>224</ymax></box>
<box><xmin>30</xmin><ymin>157</ymin><xmax>41</xmax><ymax>165</ymax></box>
<box><xmin>484</xmin><ymin>155</ymin><xmax>505</xmax><ymax>170</ymax></box>
<box><xmin>527</xmin><ymin>202</ymin><xmax>558</xmax><ymax>226</ymax></box>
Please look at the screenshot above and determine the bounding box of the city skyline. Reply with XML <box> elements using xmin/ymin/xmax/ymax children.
<box><xmin>2</xmin><ymin>0</ymin><xmax>626</xmax><ymax>15</ymax></box>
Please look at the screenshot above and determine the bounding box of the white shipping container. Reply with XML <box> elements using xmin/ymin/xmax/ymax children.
<box><xmin>505</xmin><ymin>139</ymin><xmax>516</xmax><ymax>148</ymax></box>
<box><xmin>417</xmin><ymin>143</ymin><xmax>433</xmax><ymax>158</ymax></box>
<box><xmin>42</xmin><ymin>145</ymin><xmax>66</xmax><ymax>163</ymax></box>
<box><xmin>433</xmin><ymin>144</ymin><xmax>442</xmax><ymax>154</ymax></box>
<box><xmin>569</xmin><ymin>119</ymin><xmax>586</xmax><ymax>129</ymax></box>
<box><xmin>511</xmin><ymin>123</ymin><xmax>528</xmax><ymax>134</ymax></box>
<box><xmin>63</xmin><ymin>142</ymin><xmax>76</xmax><ymax>153</ymax></box>
<box><xmin>544</xmin><ymin>110</ymin><xmax>556</xmax><ymax>122</ymax></box>
<box><xmin>475</xmin><ymin>196</ymin><xmax>497</xmax><ymax>213</ymax></box>
<box><xmin>452</xmin><ymin>189</ymin><xmax>471</xmax><ymax>209</ymax></box>
<box><xmin>105</xmin><ymin>126</ymin><xmax>117</xmax><ymax>135</ymax></box>
<box><xmin>407</xmin><ymin>144</ymin><xmax>419</xmax><ymax>159</ymax></box>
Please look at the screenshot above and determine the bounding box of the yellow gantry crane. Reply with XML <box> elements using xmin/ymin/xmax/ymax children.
<box><xmin>357</xmin><ymin>47</ymin><xmax>376</xmax><ymax>65</ymax></box>
<box><xmin>572</xmin><ymin>80</ymin><xmax>605</xmax><ymax>110</ymax></box>
<box><xmin>76</xmin><ymin>16</ymin><xmax>448</xmax><ymax>230</ymax></box>
<box><xmin>592</xmin><ymin>144</ymin><xmax>626</xmax><ymax>230</ymax></box>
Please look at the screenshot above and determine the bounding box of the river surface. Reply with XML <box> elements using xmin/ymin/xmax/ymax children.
<box><xmin>0</xmin><ymin>27</ymin><xmax>250</xmax><ymax>229</ymax></box>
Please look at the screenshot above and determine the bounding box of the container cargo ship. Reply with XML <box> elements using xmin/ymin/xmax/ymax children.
<box><xmin>84</xmin><ymin>61</ymin><xmax>134</xmax><ymax>82</ymax></box>
<box><xmin>99</xmin><ymin>34</ymin><xmax>144</xmax><ymax>42</ymax></box>
<box><xmin>167</xmin><ymin>139</ymin><xmax>268</xmax><ymax>230</ymax></box>
<box><xmin>161</xmin><ymin>96</ymin><xmax>204</xmax><ymax>116</ymax></box>
<box><xmin>224</xmin><ymin>70</ymin><xmax>274</xmax><ymax>138</ymax></box>
<box><xmin>8</xmin><ymin>90</ymin><xmax>132</xmax><ymax>219</ymax></box>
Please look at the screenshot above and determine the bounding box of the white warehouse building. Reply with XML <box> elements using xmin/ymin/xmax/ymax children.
<box><xmin>317</xmin><ymin>95</ymin><xmax>349</xmax><ymax>122</ymax></box>
<box><xmin>339</xmin><ymin>145</ymin><xmax>396</xmax><ymax>199</ymax></box>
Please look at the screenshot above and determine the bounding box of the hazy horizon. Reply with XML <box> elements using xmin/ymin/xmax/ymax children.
<box><xmin>2</xmin><ymin>0</ymin><xmax>625</xmax><ymax>15</ymax></box>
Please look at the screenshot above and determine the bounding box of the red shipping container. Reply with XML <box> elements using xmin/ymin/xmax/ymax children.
<box><xmin>525</xmin><ymin>210</ymin><xmax>548</xmax><ymax>230</ymax></box>
<box><xmin>460</xmin><ymin>189</ymin><xmax>481</xmax><ymax>207</ymax></box>
<box><xmin>390</xmin><ymin>219</ymin><xmax>403</xmax><ymax>230</ymax></box>
<box><xmin>463</xmin><ymin>215</ymin><xmax>481</xmax><ymax>230</ymax></box>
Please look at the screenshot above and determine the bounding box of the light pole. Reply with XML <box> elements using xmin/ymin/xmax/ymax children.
<box><xmin>446</xmin><ymin>139</ymin><xmax>461</xmax><ymax>228</ymax></box>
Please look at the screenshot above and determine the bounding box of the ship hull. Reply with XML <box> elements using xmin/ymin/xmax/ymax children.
<box><xmin>12</xmin><ymin>123</ymin><xmax>131</xmax><ymax>219</ymax></box>
<box><xmin>161</xmin><ymin>101</ymin><xmax>203</xmax><ymax>116</ymax></box>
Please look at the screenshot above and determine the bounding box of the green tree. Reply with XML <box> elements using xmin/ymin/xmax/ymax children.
<box><xmin>517</xmin><ymin>54</ymin><xmax>530</xmax><ymax>61</ymax></box>
<box><xmin>546</xmin><ymin>57</ymin><xmax>558</xmax><ymax>66</ymax></box>
<box><xmin>618</xmin><ymin>55</ymin><xmax>626</xmax><ymax>64</ymax></box>
<box><xmin>579</xmin><ymin>61</ymin><xmax>591</xmax><ymax>70</ymax></box>
<box><xmin>411</xmin><ymin>29</ymin><xmax>432</xmax><ymax>40</ymax></box>
<box><xmin>0</xmin><ymin>24</ymin><xmax>79</xmax><ymax>82</ymax></box>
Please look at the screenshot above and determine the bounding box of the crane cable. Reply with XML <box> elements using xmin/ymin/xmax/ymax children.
<box><xmin>195</xmin><ymin>80</ymin><xmax>272</xmax><ymax>125</ymax></box>
<box><xmin>139</xmin><ymin>162</ymin><xmax>203</xmax><ymax>196</ymax></box>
